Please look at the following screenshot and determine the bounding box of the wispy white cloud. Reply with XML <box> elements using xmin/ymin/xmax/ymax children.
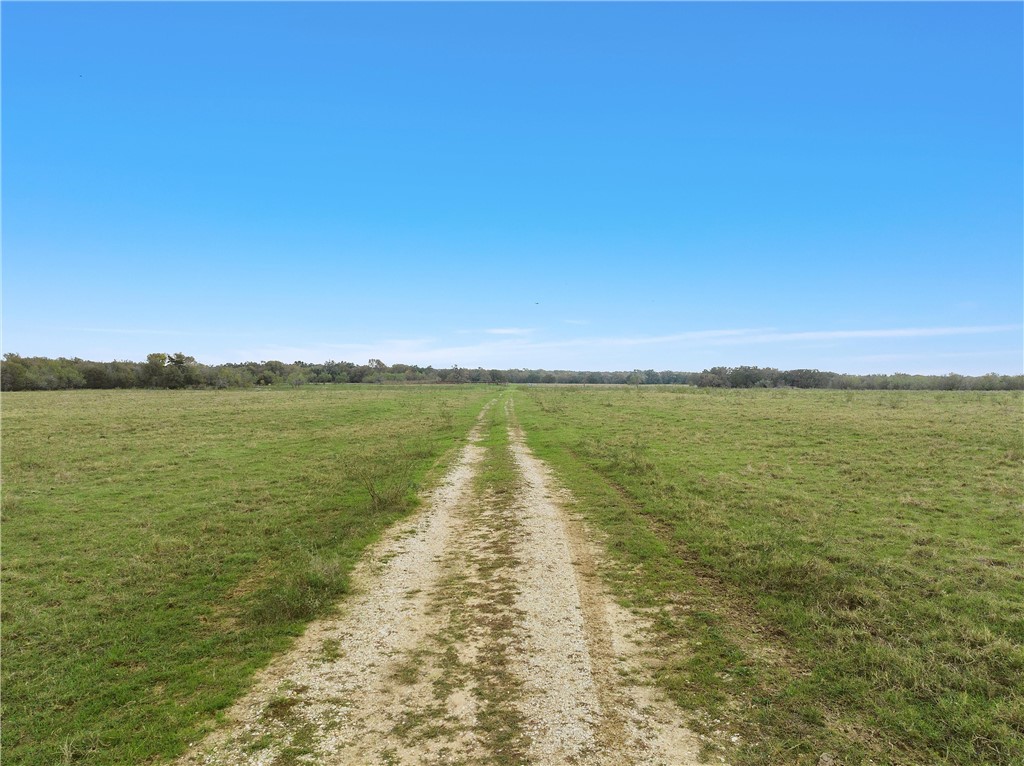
<box><xmin>227</xmin><ymin>324</ymin><xmax>1022</xmax><ymax>370</ymax></box>
<box><xmin>590</xmin><ymin>329</ymin><xmax>762</xmax><ymax>348</ymax></box>
<box><xmin>62</xmin><ymin>326</ymin><xmax>265</xmax><ymax>339</ymax></box>
<box><xmin>483</xmin><ymin>327</ymin><xmax>534</xmax><ymax>336</ymax></box>
<box><xmin>529</xmin><ymin>325</ymin><xmax>1018</xmax><ymax>351</ymax></box>
<box><xmin>848</xmin><ymin>350</ymin><xmax>1017</xmax><ymax>362</ymax></box>
<box><xmin>831</xmin><ymin>349</ymin><xmax>1023</xmax><ymax>376</ymax></box>
<box><xmin>237</xmin><ymin>338</ymin><xmax>438</xmax><ymax>364</ymax></box>
<box><xmin>740</xmin><ymin>325</ymin><xmax>1020</xmax><ymax>343</ymax></box>
<box><xmin>79</xmin><ymin>321</ymin><xmax>1015</xmax><ymax>348</ymax></box>
<box><xmin>67</xmin><ymin>327</ymin><xmax>198</xmax><ymax>336</ymax></box>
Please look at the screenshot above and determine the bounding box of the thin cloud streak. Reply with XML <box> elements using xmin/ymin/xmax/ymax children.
<box><xmin>478</xmin><ymin>325</ymin><xmax>1021</xmax><ymax>353</ymax></box>
<box><xmin>66</xmin><ymin>327</ymin><xmax>201</xmax><ymax>337</ymax></box>
<box><xmin>849</xmin><ymin>350</ymin><xmax>1017</xmax><ymax>362</ymax></box>
<box><xmin>61</xmin><ymin>326</ymin><xmax>268</xmax><ymax>340</ymax></box>
<box><xmin>231</xmin><ymin>324</ymin><xmax>1020</xmax><ymax>368</ymax></box>
<box><xmin>747</xmin><ymin>325</ymin><xmax>1021</xmax><ymax>342</ymax></box>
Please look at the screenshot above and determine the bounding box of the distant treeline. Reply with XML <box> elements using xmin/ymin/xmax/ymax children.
<box><xmin>2</xmin><ymin>353</ymin><xmax>1021</xmax><ymax>392</ymax></box>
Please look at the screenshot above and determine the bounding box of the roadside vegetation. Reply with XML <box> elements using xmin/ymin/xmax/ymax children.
<box><xmin>514</xmin><ymin>386</ymin><xmax>1024</xmax><ymax>765</ymax></box>
<box><xmin>1</xmin><ymin>385</ymin><xmax>493</xmax><ymax>766</ymax></box>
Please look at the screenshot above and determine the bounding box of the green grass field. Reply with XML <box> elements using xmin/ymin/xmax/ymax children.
<box><xmin>3</xmin><ymin>386</ymin><xmax>1021</xmax><ymax>765</ymax></box>
<box><xmin>514</xmin><ymin>386</ymin><xmax>1023</xmax><ymax>765</ymax></box>
<box><xmin>1</xmin><ymin>386</ymin><xmax>494</xmax><ymax>766</ymax></box>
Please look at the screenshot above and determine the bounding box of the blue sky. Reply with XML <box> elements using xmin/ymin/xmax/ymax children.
<box><xmin>3</xmin><ymin>2</ymin><xmax>1021</xmax><ymax>374</ymax></box>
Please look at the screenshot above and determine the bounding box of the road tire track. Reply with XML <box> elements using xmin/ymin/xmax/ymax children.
<box><xmin>178</xmin><ymin>396</ymin><xmax>706</xmax><ymax>766</ymax></box>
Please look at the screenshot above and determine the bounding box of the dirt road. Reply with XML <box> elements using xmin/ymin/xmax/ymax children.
<box><xmin>180</xmin><ymin>396</ymin><xmax>705</xmax><ymax>765</ymax></box>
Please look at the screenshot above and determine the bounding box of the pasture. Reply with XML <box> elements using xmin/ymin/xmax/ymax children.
<box><xmin>2</xmin><ymin>385</ymin><xmax>1021</xmax><ymax>765</ymax></box>
<box><xmin>514</xmin><ymin>386</ymin><xmax>1023</xmax><ymax>765</ymax></box>
<box><xmin>1</xmin><ymin>386</ymin><xmax>493</xmax><ymax>765</ymax></box>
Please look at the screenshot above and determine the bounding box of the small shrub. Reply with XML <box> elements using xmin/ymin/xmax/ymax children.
<box><xmin>345</xmin><ymin>451</ymin><xmax>416</xmax><ymax>514</ymax></box>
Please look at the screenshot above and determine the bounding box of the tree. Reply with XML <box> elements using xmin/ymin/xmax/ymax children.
<box><xmin>696</xmin><ymin>369</ymin><xmax>727</xmax><ymax>387</ymax></box>
<box><xmin>1</xmin><ymin>354</ymin><xmax>30</xmax><ymax>391</ymax></box>
<box><xmin>142</xmin><ymin>353</ymin><xmax>167</xmax><ymax>387</ymax></box>
<box><xmin>167</xmin><ymin>352</ymin><xmax>192</xmax><ymax>367</ymax></box>
<box><xmin>167</xmin><ymin>352</ymin><xmax>201</xmax><ymax>386</ymax></box>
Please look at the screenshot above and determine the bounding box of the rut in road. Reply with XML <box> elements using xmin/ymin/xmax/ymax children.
<box><xmin>180</xmin><ymin>396</ymin><xmax>705</xmax><ymax>766</ymax></box>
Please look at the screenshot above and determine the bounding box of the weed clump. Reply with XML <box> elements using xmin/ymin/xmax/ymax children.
<box><xmin>247</xmin><ymin>552</ymin><xmax>350</xmax><ymax>624</ymax></box>
<box><xmin>345</xmin><ymin>450</ymin><xmax>418</xmax><ymax>515</ymax></box>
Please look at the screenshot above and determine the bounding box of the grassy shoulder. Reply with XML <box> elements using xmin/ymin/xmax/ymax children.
<box><xmin>512</xmin><ymin>386</ymin><xmax>1024</xmax><ymax>766</ymax></box>
<box><xmin>1</xmin><ymin>385</ymin><xmax>495</xmax><ymax>766</ymax></box>
<box><xmin>464</xmin><ymin>394</ymin><xmax>532</xmax><ymax>765</ymax></box>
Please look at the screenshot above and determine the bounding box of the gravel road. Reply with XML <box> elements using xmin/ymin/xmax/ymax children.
<box><xmin>179</xmin><ymin>396</ymin><xmax>704</xmax><ymax>766</ymax></box>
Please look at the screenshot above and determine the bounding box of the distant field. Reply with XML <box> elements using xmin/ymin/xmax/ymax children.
<box><xmin>514</xmin><ymin>387</ymin><xmax>1024</xmax><ymax>765</ymax></box>
<box><xmin>1</xmin><ymin>386</ymin><xmax>494</xmax><ymax>766</ymax></box>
